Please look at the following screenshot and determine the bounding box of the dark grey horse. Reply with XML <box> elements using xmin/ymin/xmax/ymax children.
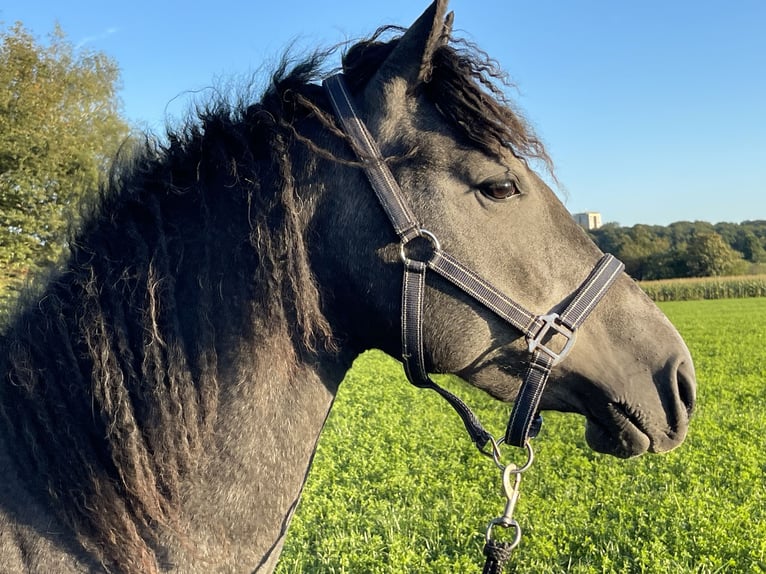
<box><xmin>0</xmin><ymin>2</ymin><xmax>695</xmax><ymax>572</ymax></box>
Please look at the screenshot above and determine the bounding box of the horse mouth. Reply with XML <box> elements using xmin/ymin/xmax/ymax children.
<box><xmin>583</xmin><ymin>402</ymin><xmax>652</xmax><ymax>458</ymax></box>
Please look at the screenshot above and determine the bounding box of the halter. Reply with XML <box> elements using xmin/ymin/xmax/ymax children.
<box><xmin>323</xmin><ymin>73</ymin><xmax>623</xmax><ymax>571</ymax></box>
<box><xmin>323</xmin><ymin>73</ymin><xmax>624</xmax><ymax>450</ymax></box>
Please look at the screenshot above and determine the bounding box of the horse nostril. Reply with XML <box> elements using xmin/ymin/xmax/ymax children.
<box><xmin>675</xmin><ymin>359</ymin><xmax>697</xmax><ymax>419</ymax></box>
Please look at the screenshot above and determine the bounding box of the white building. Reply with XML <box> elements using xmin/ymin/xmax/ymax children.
<box><xmin>573</xmin><ymin>212</ymin><xmax>602</xmax><ymax>230</ymax></box>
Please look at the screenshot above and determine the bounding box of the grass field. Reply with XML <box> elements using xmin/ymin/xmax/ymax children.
<box><xmin>276</xmin><ymin>298</ymin><xmax>766</xmax><ymax>573</ymax></box>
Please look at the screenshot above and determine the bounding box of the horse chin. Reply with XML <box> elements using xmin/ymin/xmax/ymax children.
<box><xmin>583</xmin><ymin>411</ymin><xmax>651</xmax><ymax>459</ymax></box>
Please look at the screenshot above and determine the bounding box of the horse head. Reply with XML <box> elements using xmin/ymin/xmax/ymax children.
<box><xmin>312</xmin><ymin>0</ymin><xmax>695</xmax><ymax>458</ymax></box>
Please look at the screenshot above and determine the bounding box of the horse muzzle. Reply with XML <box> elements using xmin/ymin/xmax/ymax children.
<box><xmin>580</xmin><ymin>355</ymin><xmax>696</xmax><ymax>458</ymax></box>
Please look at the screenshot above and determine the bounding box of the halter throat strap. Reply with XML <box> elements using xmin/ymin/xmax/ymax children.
<box><xmin>323</xmin><ymin>73</ymin><xmax>624</xmax><ymax>449</ymax></box>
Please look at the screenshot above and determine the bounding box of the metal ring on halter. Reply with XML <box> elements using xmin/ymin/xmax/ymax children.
<box><xmin>485</xmin><ymin>517</ymin><xmax>522</xmax><ymax>548</ymax></box>
<box><xmin>487</xmin><ymin>437</ymin><xmax>535</xmax><ymax>472</ymax></box>
<box><xmin>399</xmin><ymin>228</ymin><xmax>441</xmax><ymax>268</ymax></box>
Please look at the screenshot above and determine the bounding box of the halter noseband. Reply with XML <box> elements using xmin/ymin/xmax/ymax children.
<box><xmin>323</xmin><ymin>74</ymin><xmax>624</xmax><ymax>450</ymax></box>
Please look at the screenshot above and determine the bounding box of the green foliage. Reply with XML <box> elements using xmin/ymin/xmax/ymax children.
<box><xmin>0</xmin><ymin>21</ymin><xmax>129</xmax><ymax>299</ymax></box>
<box><xmin>277</xmin><ymin>298</ymin><xmax>766</xmax><ymax>573</ymax></box>
<box><xmin>616</xmin><ymin>224</ymin><xmax>671</xmax><ymax>279</ymax></box>
<box><xmin>685</xmin><ymin>232</ymin><xmax>746</xmax><ymax>277</ymax></box>
<box><xmin>589</xmin><ymin>221</ymin><xmax>766</xmax><ymax>280</ymax></box>
<box><xmin>641</xmin><ymin>275</ymin><xmax>766</xmax><ymax>302</ymax></box>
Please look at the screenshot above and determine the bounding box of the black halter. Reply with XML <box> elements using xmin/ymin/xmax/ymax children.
<box><xmin>323</xmin><ymin>74</ymin><xmax>624</xmax><ymax>450</ymax></box>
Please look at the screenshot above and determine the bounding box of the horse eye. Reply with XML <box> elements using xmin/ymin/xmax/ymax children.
<box><xmin>479</xmin><ymin>179</ymin><xmax>521</xmax><ymax>201</ymax></box>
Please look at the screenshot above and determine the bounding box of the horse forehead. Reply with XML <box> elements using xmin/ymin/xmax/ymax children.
<box><xmin>368</xmin><ymin>80</ymin><xmax>447</xmax><ymax>144</ymax></box>
<box><xmin>364</xmin><ymin>80</ymin><xmax>514</xmax><ymax>176</ymax></box>
<box><xmin>401</xmin><ymin>129</ymin><xmax>514</xmax><ymax>182</ymax></box>
<box><xmin>375</xmin><ymin>110</ymin><xmax>484</xmax><ymax>172</ymax></box>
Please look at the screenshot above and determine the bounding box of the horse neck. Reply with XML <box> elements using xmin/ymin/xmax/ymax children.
<box><xmin>170</xmin><ymin>337</ymin><xmax>352</xmax><ymax>572</ymax></box>
<box><xmin>0</xmin><ymin>187</ymin><xmax>356</xmax><ymax>573</ymax></box>
<box><xmin>0</xmin><ymin>321</ymin><xmax>354</xmax><ymax>573</ymax></box>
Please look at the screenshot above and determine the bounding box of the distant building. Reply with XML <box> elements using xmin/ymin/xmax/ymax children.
<box><xmin>573</xmin><ymin>212</ymin><xmax>602</xmax><ymax>230</ymax></box>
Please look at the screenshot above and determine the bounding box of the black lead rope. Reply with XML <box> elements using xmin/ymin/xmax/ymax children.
<box><xmin>483</xmin><ymin>540</ymin><xmax>516</xmax><ymax>574</ymax></box>
<box><xmin>323</xmin><ymin>73</ymin><xmax>624</xmax><ymax>572</ymax></box>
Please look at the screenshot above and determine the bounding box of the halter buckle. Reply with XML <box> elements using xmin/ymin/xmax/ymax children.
<box><xmin>526</xmin><ymin>313</ymin><xmax>576</xmax><ymax>366</ymax></box>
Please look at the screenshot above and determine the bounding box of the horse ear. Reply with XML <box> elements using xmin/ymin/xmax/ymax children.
<box><xmin>376</xmin><ymin>0</ymin><xmax>452</xmax><ymax>87</ymax></box>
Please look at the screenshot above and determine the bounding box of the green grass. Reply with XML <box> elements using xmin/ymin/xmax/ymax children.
<box><xmin>277</xmin><ymin>298</ymin><xmax>766</xmax><ymax>573</ymax></box>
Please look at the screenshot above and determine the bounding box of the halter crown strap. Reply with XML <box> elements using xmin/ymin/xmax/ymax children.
<box><xmin>324</xmin><ymin>73</ymin><xmax>492</xmax><ymax>447</ymax></box>
<box><xmin>323</xmin><ymin>73</ymin><xmax>624</xmax><ymax>450</ymax></box>
<box><xmin>322</xmin><ymin>74</ymin><xmax>421</xmax><ymax>241</ymax></box>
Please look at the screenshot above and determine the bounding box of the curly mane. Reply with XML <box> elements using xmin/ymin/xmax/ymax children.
<box><xmin>0</xmin><ymin>25</ymin><xmax>549</xmax><ymax>574</ymax></box>
<box><xmin>0</xmin><ymin>55</ymin><xmax>334</xmax><ymax>573</ymax></box>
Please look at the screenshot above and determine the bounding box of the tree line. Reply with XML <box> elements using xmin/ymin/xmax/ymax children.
<box><xmin>588</xmin><ymin>220</ymin><xmax>766</xmax><ymax>280</ymax></box>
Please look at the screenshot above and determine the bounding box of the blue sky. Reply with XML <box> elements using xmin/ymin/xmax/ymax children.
<box><xmin>2</xmin><ymin>1</ymin><xmax>764</xmax><ymax>226</ymax></box>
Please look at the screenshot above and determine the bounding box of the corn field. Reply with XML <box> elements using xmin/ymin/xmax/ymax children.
<box><xmin>639</xmin><ymin>275</ymin><xmax>766</xmax><ymax>301</ymax></box>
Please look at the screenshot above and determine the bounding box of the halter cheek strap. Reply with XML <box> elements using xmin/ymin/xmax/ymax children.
<box><xmin>323</xmin><ymin>74</ymin><xmax>624</xmax><ymax>450</ymax></box>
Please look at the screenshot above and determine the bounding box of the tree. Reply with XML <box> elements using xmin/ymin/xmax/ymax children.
<box><xmin>618</xmin><ymin>227</ymin><xmax>671</xmax><ymax>280</ymax></box>
<box><xmin>588</xmin><ymin>222</ymin><xmax>628</xmax><ymax>256</ymax></box>
<box><xmin>0</xmin><ymin>22</ymin><xmax>129</xmax><ymax>293</ymax></box>
<box><xmin>685</xmin><ymin>232</ymin><xmax>746</xmax><ymax>277</ymax></box>
<box><xmin>740</xmin><ymin>231</ymin><xmax>765</xmax><ymax>263</ymax></box>
<box><xmin>590</xmin><ymin>223</ymin><xmax>672</xmax><ymax>280</ymax></box>
<box><xmin>727</xmin><ymin>228</ymin><xmax>765</xmax><ymax>263</ymax></box>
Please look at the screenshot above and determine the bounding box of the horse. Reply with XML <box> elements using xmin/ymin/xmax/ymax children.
<box><xmin>0</xmin><ymin>2</ymin><xmax>695</xmax><ymax>572</ymax></box>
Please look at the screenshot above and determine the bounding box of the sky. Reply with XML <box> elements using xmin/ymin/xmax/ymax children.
<box><xmin>2</xmin><ymin>0</ymin><xmax>764</xmax><ymax>227</ymax></box>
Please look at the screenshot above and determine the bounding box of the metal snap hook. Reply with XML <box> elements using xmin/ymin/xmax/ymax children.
<box><xmin>483</xmin><ymin>440</ymin><xmax>534</xmax><ymax>553</ymax></box>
